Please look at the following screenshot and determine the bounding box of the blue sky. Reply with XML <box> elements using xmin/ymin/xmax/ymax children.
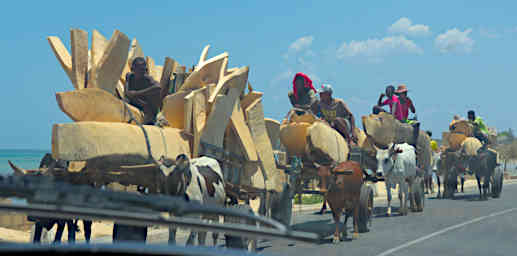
<box><xmin>1</xmin><ymin>1</ymin><xmax>516</xmax><ymax>150</ymax></box>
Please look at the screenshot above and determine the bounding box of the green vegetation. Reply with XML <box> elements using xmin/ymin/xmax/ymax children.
<box><xmin>496</xmin><ymin>131</ymin><xmax>517</xmax><ymax>173</ymax></box>
<box><xmin>294</xmin><ymin>194</ymin><xmax>324</xmax><ymax>205</ymax></box>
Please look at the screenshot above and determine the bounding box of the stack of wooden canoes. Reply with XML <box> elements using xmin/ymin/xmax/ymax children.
<box><xmin>44</xmin><ymin>29</ymin><xmax>286</xmax><ymax>192</ymax></box>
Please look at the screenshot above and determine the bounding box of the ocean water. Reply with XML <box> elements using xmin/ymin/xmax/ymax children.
<box><xmin>0</xmin><ymin>149</ymin><xmax>49</xmax><ymax>175</ymax></box>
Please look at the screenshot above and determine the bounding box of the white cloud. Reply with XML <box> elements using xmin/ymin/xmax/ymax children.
<box><xmin>288</xmin><ymin>36</ymin><xmax>314</xmax><ymax>53</ymax></box>
<box><xmin>435</xmin><ymin>28</ymin><xmax>474</xmax><ymax>54</ymax></box>
<box><xmin>274</xmin><ymin>36</ymin><xmax>319</xmax><ymax>88</ymax></box>
<box><xmin>337</xmin><ymin>36</ymin><xmax>423</xmax><ymax>61</ymax></box>
<box><xmin>270</xmin><ymin>69</ymin><xmax>294</xmax><ymax>87</ymax></box>
<box><xmin>388</xmin><ymin>17</ymin><xmax>430</xmax><ymax>37</ymax></box>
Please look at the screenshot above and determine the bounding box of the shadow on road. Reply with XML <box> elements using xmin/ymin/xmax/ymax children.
<box><xmin>372</xmin><ymin>206</ymin><xmax>406</xmax><ymax>218</ymax></box>
<box><xmin>289</xmin><ymin>219</ymin><xmax>360</xmax><ymax>244</ymax></box>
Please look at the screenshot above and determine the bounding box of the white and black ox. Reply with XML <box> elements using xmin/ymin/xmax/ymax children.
<box><xmin>159</xmin><ymin>154</ymin><xmax>226</xmax><ymax>246</ymax></box>
<box><xmin>376</xmin><ymin>143</ymin><xmax>422</xmax><ymax>216</ymax></box>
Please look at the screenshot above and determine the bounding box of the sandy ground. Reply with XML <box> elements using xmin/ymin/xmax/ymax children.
<box><xmin>0</xmin><ymin>221</ymin><xmax>116</xmax><ymax>243</ymax></box>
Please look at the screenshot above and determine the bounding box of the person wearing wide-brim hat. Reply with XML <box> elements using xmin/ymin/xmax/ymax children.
<box><xmin>394</xmin><ymin>84</ymin><xmax>415</xmax><ymax>122</ymax></box>
<box><xmin>395</xmin><ymin>84</ymin><xmax>420</xmax><ymax>152</ymax></box>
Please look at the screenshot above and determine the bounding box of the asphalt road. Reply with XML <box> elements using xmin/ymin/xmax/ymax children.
<box><xmin>91</xmin><ymin>180</ymin><xmax>517</xmax><ymax>256</ymax></box>
<box><xmin>262</xmin><ymin>180</ymin><xmax>517</xmax><ymax>256</ymax></box>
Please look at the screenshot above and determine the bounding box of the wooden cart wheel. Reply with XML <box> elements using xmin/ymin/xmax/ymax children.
<box><xmin>411</xmin><ymin>177</ymin><xmax>425</xmax><ymax>212</ymax></box>
<box><xmin>491</xmin><ymin>168</ymin><xmax>503</xmax><ymax>198</ymax></box>
<box><xmin>358</xmin><ymin>183</ymin><xmax>373</xmax><ymax>233</ymax></box>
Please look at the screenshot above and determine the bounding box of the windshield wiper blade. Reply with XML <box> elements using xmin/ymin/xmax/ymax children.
<box><xmin>0</xmin><ymin>175</ymin><xmax>321</xmax><ymax>244</ymax></box>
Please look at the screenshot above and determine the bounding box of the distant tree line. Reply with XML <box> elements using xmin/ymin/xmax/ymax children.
<box><xmin>496</xmin><ymin>128</ymin><xmax>517</xmax><ymax>173</ymax></box>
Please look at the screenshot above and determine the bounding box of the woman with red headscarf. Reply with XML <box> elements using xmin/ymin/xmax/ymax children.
<box><xmin>288</xmin><ymin>73</ymin><xmax>317</xmax><ymax>110</ymax></box>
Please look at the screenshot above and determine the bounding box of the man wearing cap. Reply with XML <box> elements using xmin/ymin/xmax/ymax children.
<box><xmin>311</xmin><ymin>84</ymin><xmax>357</xmax><ymax>145</ymax></box>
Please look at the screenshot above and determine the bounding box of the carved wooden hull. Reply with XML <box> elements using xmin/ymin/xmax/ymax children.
<box><xmin>56</xmin><ymin>88</ymin><xmax>144</xmax><ymax>124</ymax></box>
<box><xmin>52</xmin><ymin>121</ymin><xmax>190</xmax><ymax>166</ymax></box>
<box><xmin>279</xmin><ymin>113</ymin><xmax>316</xmax><ymax>156</ymax></box>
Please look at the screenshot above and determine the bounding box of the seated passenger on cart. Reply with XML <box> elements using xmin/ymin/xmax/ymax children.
<box><xmin>467</xmin><ymin>110</ymin><xmax>490</xmax><ymax>151</ymax></box>
<box><xmin>311</xmin><ymin>84</ymin><xmax>358</xmax><ymax>145</ymax></box>
<box><xmin>283</xmin><ymin>73</ymin><xmax>318</xmax><ymax>123</ymax></box>
<box><xmin>373</xmin><ymin>84</ymin><xmax>420</xmax><ymax>149</ymax></box>
<box><xmin>395</xmin><ymin>85</ymin><xmax>420</xmax><ymax>150</ymax></box>
<box><xmin>124</xmin><ymin>57</ymin><xmax>162</xmax><ymax>125</ymax></box>
<box><xmin>288</xmin><ymin>72</ymin><xmax>317</xmax><ymax>111</ymax></box>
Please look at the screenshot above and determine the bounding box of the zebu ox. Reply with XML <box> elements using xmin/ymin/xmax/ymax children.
<box><xmin>440</xmin><ymin>137</ymin><xmax>497</xmax><ymax>200</ymax></box>
<box><xmin>465</xmin><ymin>148</ymin><xmax>498</xmax><ymax>200</ymax></box>
<box><xmin>159</xmin><ymin>154</ymin><xmax>226</xmax><ymax>246</ymax></box>
<box><xmin>436</xmin><ymin>149</ymin><xmax>466</xmax><ymax>199</ymax></box>
<box><xmin>376</xmin><ymin>143</ymin><xmax>419</xmax><ymax>216</ymax></box>
<box><xmin>319</xmin><ymin>161</ymin><xmax>372</xmax><ymax>243</ymax></box>
<box><xmin>8</xmin><ymin>154</ymin><xmax>92</xmax><ymax>243</ymax></box>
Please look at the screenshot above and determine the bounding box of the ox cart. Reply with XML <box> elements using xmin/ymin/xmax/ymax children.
<box><xmin>441</xmin><ymin>121</ymin><xmax>503</xmax><ymax>200</ymax></box>
<box><xmin>7</xmin><ymin>28</ymin><xmax>329</xmax><ymax>250</ymax></box>
<box><xmin>277</xmin><ymin>109</ymin><xmax>376</xmax><ymax>238</ymax></box>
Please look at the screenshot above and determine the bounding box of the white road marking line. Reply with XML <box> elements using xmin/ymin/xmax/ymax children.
<box><xmin>375</xmin><ymin>207</ymin><xmax>517</xmax><ymax>256</ymax></box>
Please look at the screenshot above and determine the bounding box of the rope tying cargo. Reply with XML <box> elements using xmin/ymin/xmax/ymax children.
<box><xmin>122</xmin><ymin>100</ymin><xmax>164</xmax><ymax>165</ymax></box>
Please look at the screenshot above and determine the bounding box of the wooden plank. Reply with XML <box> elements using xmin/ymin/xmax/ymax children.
<box><xmin>56</xmin><ymin>88</ymin><xmax>144</xmax><ymax>123</ymax></box>
<box><xmin>115</xmin><ymin>80</ymin><xmax>125</xmax><ymax>100</ymax></box>
<box><xmin>152</xmin><ymin>65</ymin><xmax>163</xmax><ymax>82</ymax></box>
<box><xmin>47</xmin><ymin>36</ymin><xmax>74</xmax><ymax>87</ymax></box>
<box><xmin>198</xmin><ymin>45</ymin><xmax>210</xmax><ymax>64</ymax></box>
<box><xmin>89</xmin><ymin>30</ymin><xmax>108</xmax><ymax>89</ymax></box>
<box><xmin>229</xmin><ymin>101</ymin><xmax>258</xmax><ymax>161</ymax></box>
<box><xmin>173</xmin><ymin>66</ymin><xmax>187</xmax><ymax>92</ymax></box>
<box><xmin>146</xmin><ymin>56</ymin><xmax>155</xmax><ymax>78</ymax></box>
<box><xmin>70</xmin><ymin>29</ymin><xmax>89</xmax><ymax>90</ymax></box>
<box><xmin>199</xmin><ymin>67</ymin><xmax>249</xmax><ymax>151</ymax></box>
<box><xmin>264</xmin><ymin>118</ymin><xmax>282</xmax><ymax>151</ymax></box>
<box><xmin>240</xmin><ymin>91</ymin><xmax>263</xmax><ymax>113</ymax></box>
<box><xmin>161</xmin><ymin>91</ymin><xmax>191</xmax><ymax>129</ymax></box>
<box><xmin>180</xmin><ymin>52</ymin><xmax>229</xmax><ymax>92</ymax></box>
<box><xmin>245</xmin><ymin>98</ymin><xmax>285</xmax><ymax>192</ymax></box>
<box><xmin>52</xmin><ymin>122</ymin><xmax>191</xmax><ymax>166</ymax></box>
<box><xmin>91</xmin><ymin>30</ymin><xmax>130</xmax><ymax>95</ymax></box>
<box><xmin>191</xmin><ymin>88</ymin><xmax>208</xmax><ymax>158</ymax></box>
<box><xmin>207</xmin><ymin>55</ymin><xmax>229</xmax><ymax>103</ymax></box>
<box><xmin>226</xmin><ymin>67</ymin><xmax>239</xmax><ymax>76</ymax></box>
<box><xmin>129</xmin><ymin>39</ymin><xmax>144</xmax><ymax>60</ymax></box>
<box><xmin>183</xmin><ymin>90</ymin><xmax>194</xmax><ymax>135</ymax></box>
<box><xmin>159</xmin><ymin>57</ymin><xmax>178</xmax><ymax>106</ymax></box>
<box><xmin>204</xmin><ymin>83</ymin><xmax>216</xmax><ymax>115</ymax></box>
<box><xmin>91</xmin><ymin>30</ymin><xmax>108</xmax><ymax>66</ymax></box>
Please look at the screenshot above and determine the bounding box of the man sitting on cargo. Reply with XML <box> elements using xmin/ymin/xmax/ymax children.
<box><xmin>311</xmin><ymin>84</ymin><xmax>358</xmax><ymax>145</ymax></box>
<box><xmin>395</xmin><ymin>84</ymin><xmax>420</xmax><ymax>150</ymax></box>
<box><xmin>288</xmin><ymin>73</ymin><xmax>317</xmax><ymax>111</ymax></box>
<box><xmin>373</xmin><ymin>85</ymin><xmax>399</xmax><ymax>115</ymax></box>
<box><xmin>282</xmin><ymin>72</ymin><xmax>318</xmax><ymax>123</ymax></box>
<box><xmin>467</xmin><ymin>110</ymin><xmax>490</xmax><ymax>150</ymax></box>
<box><xmin>124</xmin><ymin>57</ymin><xmax>162</xmax><ymax>125</ymax></box>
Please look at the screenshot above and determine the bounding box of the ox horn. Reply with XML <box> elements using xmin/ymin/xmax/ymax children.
<box><xmin>8</xmin><ymin>160</ymin><xmax>28</xmax><ymax>176</ymax></box>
